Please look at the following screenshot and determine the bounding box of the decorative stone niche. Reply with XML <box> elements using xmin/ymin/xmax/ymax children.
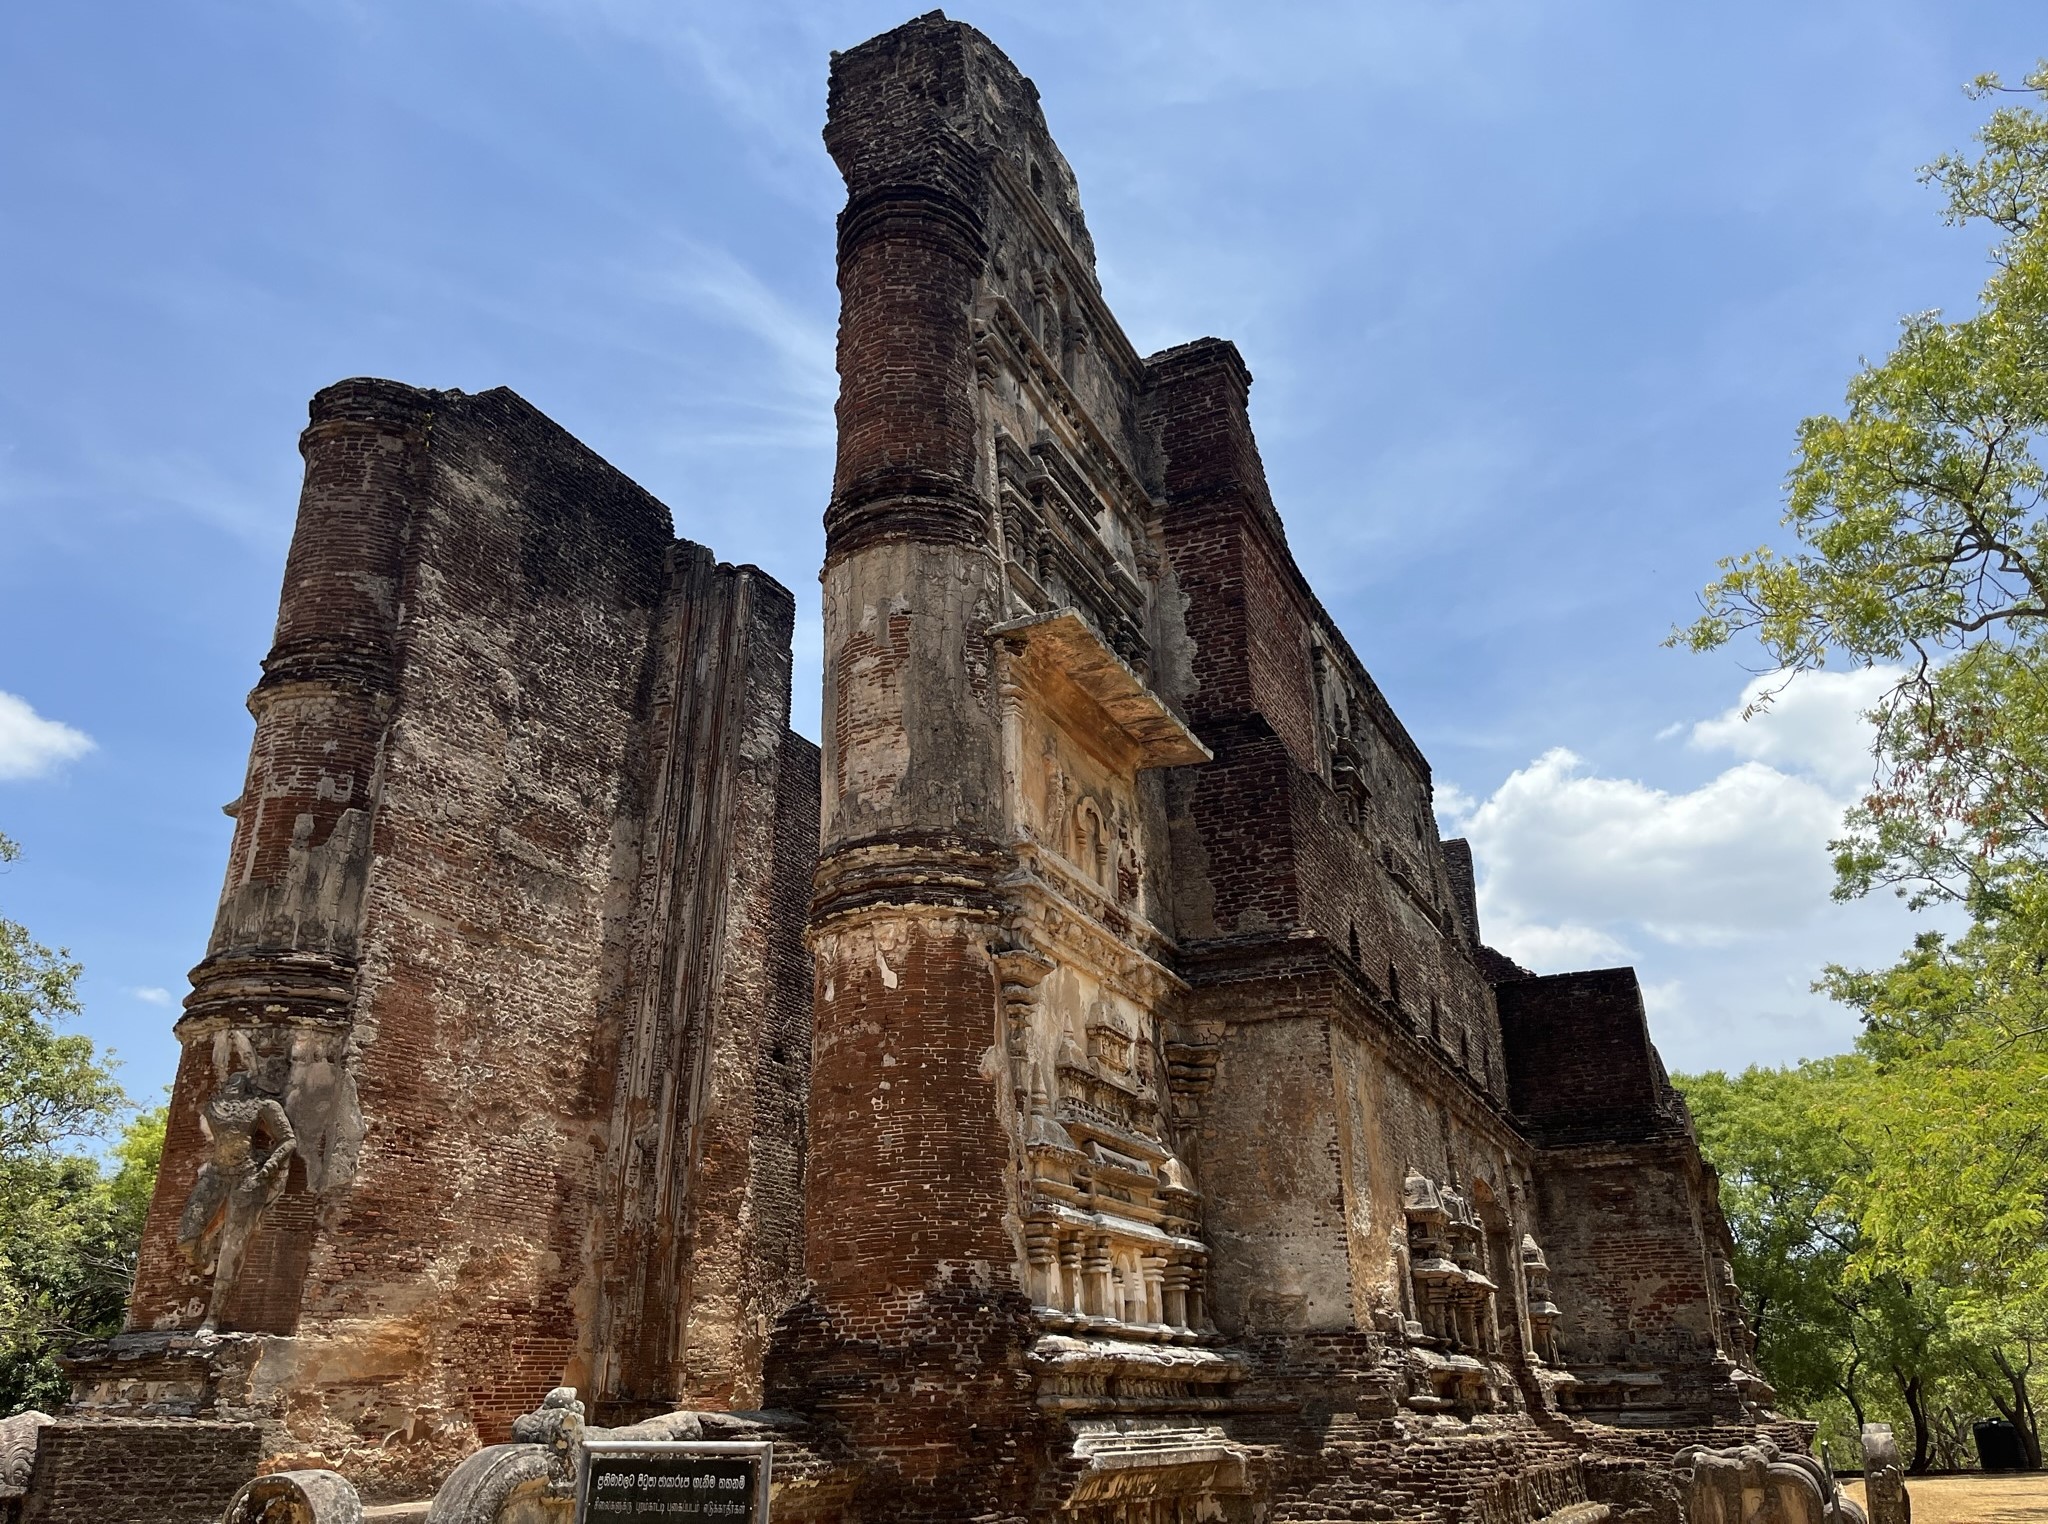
<box><xmin>991</xmin><ymin>608</ymin><xmax>1213</xmax><ymax>1349</ymax></box>
<box><xmin>1399</xmin><ymin>1169</ymin><xmax>1528</xmax><ymax>1413</ymax></box>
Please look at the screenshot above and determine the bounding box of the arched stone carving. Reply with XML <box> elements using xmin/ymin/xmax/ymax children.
<box><xmin>220</xmin><ymin>1468</ymin><xmax>363</xmax><ymax>1524</ymax></box>
<box><xmin>1680</xmin><ymin>1441</ymin><xmax>1867</xmax><ymax>1524</ymax></box>
<box><xmin>1072</xmin><ymin>797</ymin><xmax>1111</xmax><ymax>889</ymax></box>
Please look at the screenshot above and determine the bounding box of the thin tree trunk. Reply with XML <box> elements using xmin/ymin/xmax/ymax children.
<box><xmin>1895</xmin><ymin>1369</ymin><xmax>1933</xmax><ymax>1474</ymax></box>
<box><xmin>1971</xmin><ymin>1349</ymin><xmax>2042</xmax><ymax>1471</ymax></box>
<box><xmin>1840</xmin><ymin>1355</ymin><xmax>1867</xmax><ymax>1431</ymax></box>
<box><xmin>1991</xmin><ymin>1349</ymin><xmax>2042</xmax><ymax>1471</ymax></box>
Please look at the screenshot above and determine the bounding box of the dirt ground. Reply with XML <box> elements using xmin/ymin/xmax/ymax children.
<box><xmin>1843</xmin><ymin>1473</ymin><xmax>2048</xmax><ymax>1524</ymax></box>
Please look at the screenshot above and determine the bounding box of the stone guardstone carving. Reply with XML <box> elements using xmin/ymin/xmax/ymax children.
<box><xmin>1680</xmin><ymin>1441</ymin><xmax>1868</xmax><ymax>1524</ymax></box>
<box><xmin>427</xmin><ymin>1388</ymin><xmax>766</xmax><ymax>1524</ymax></box>
<box><xmin>176</xmin><ymin>1070</ymin><xmax>298</xmax><ymax>1329</ymax></box>
<box><xmin>0</xmin><ymin>1409</ymin><xmax>53</xmax><ymax>1510</ymax></box>
<box><xmin>1861</xmin><ymin>1423</ymin><xmax>1911</xmax><ymax>1524</ymax></box>
<box><xmin>510</xmin><ymin>1386</ymin><xmax>587</xmax><ymax>1484</ymax></box>
<box><xmin>427</xmin><ymin>1389</ymin><xmax>584</xmax><ymax>1524</ymax></box>
<box><xmin>219</xmin><ymin>1467</ymin><xmax>363</xmax><ymax>1524</ymax></box>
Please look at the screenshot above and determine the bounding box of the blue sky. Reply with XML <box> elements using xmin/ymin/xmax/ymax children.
<box><xmin>1</xmin><ymin>0</ymin><xmax>2033</xmax><ymax>1112</ymax></box>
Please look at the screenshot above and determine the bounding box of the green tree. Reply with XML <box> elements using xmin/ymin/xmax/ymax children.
<box><xmin>1820</xmin><ymin>902</ymin><xmax>2048</xmax><ymax>1468</ymax></box>
<box><xmin>1678</xmin><ymin>67</ymin><xmax>2048</xmax><ymax>1470</ymax></box>
<box><xmin>1681</xmin><ymin>1065</ymin><xmax>1861</xmax><ymax>1412</ymax></box>
<box><xmin>0</xmin><ymin>1108</ymin><xmax>163</xmax><ymax>1413</ymax></box>
<box><xmin>0</xmin><ymin>834</ymin><xmax>120</xmax><ymax>1164</ymax></box>
<box><xmin>1677</xmin><ymin>65</ymin><xmax>2048</xmax><ymax>910</ymax></box>
<box><xmin>1678</xmin><ymin>1062</ymin><xmax>2023</xmax><ymax>1472</ymax></box>
<box><xmin>0</xmin><ymin>830</ymin><xmax>158</xmax><ymax>1414</ymax></box>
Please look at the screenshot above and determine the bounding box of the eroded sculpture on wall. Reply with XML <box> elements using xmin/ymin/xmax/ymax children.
<box><xmin>174</xmin><ymin>1071</ymin><xmax>297</xmax><ymax>1330</ymax></box>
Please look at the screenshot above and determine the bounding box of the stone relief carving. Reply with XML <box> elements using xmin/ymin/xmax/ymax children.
<box><xmin>1042</xmin><ymin>744</ymin><xmax>1072</xmax><ymax>848</ymax></box>
<box><xmin>175</xmin><ymin>1069</ymin><xmax>298</xmax><ymax>1329</ymax></box>
<box><xmin>1861</xmin><ymin>1423</ymin><xmax>1911</xmax><ymax>1524</ymax></box>
<box><xmin>1681</xmin><ymin>1441</ymin><xmax>1867</xmax><ymax>1524</ymax></box>
<box><xmin>1111</xmin><ymin>798</ymin><xmax>1144</xmax><ymax>904</ymax></box>
<box><xmin>1072</xmin><ymin>796</ymin><xmax>1111</xmax><ymax>889</ymax></box>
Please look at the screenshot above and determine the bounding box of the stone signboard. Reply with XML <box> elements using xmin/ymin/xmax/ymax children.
<box><xmin>578</xmin><ymin>1440</ymin><xmax>772</xmax><ymax>1524</ymax></box>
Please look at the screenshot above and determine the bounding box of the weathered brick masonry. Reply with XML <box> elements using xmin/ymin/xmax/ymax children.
<box><xmin>762</xmin><ymin>14</ymin><xmax>1780</xmax><ymax>1520</ymax></box>
<box><xmin>36</xmin><ymin>11</ymin><xmax>1784</xmax><ymax>1521</ymax></box>
<box><xmin>58</xmin><ymin>384</ymin><xmax>818</xmax><ymax>1501</ymax></box>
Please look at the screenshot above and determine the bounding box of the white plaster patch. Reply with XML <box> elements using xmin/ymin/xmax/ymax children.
<box><xmin>876</xmin><ymin>947</ymin><xmax>899</xmax><ymax>989</ymax></box>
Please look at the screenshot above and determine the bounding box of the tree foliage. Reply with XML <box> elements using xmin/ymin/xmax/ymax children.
<box><xmin>1680</xmin><ymin>1055</ymin><xmax>2046</xmax><ymax>1472</ymax></box>
<box><xmin>0</xmin><ymin>834</ymin><xmax>120</xmax><ymax>1162</ymax></box>
<box><xmin>0</xmin><ymin>830</ymin><xmax>159</xmax><ymax>1415</ymax></box>
<box><xmin>1679</xmin><ymin>65</ymin><xmax>2048</xmax><ymax>908</ymax></box>
<box><xmin>1675</xmin><ymin>68</ymin><xmax>2048</xmax><ymax>1471</ymax></box>
<box><xmin>0</xmin><ymin>1108</ymin><xmax>163</xmax><ymax>1414</ymax></box>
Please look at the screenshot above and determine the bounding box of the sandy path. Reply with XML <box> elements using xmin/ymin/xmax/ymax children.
<box><xmin>1843</xmin><ymin>1473</ymin><xmax>2048</xmax><ymax>1524</ymax></box>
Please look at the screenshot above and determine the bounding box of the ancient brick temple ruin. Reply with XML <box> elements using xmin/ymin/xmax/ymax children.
<box><xmin>31</xmin><ymin>14</ymin><xmax>1800</xmax><ymax>1524</ymax></box>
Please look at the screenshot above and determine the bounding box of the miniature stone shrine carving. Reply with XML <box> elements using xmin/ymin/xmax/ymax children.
<box><xmin>1523</xmin><ymin>1234</ymin><xmax>1563</xmax><ymax>1365</ymax></box>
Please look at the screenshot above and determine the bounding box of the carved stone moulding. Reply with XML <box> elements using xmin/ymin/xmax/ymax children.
<box><xmin>178</xmin><ymin>950</ymin><xmax>358</xmax><ymax>1033</ymax></box>
<box><xmin>1052</xmin><ymin>1417</ymin><xmax>1253</xmax><ymax>1518</ymax></box>
<box><xmin>990</xmin><ymin>608</ymin><xmax>1208</xmax><ymax>770</ymax></box>
<box><xmin>1029</xmin><ymin>1336</ymin><xmax>1250</xmax><ymax>1416</ymax></box>
<box><xmin>1006</xmin><ymin>855</ymin><xmax>1181</xmax><ymax>988</ymax></box>
<box><xmin>807</xmin><ymin>830</ymin><xmax>1014</xmax><ymax>927</ymax></box>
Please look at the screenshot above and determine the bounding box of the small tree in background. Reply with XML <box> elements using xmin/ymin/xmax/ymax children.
<box><xmin>0</xmin><ymin>829</ymin><xmax>161</xmax><ymax>1414</ymax></box>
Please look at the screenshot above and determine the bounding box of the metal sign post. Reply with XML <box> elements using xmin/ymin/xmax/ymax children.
<box><xmin>576</xmin><ymin>1439</ymin><xmax>773</xmax><ymax>1524</ymax></box>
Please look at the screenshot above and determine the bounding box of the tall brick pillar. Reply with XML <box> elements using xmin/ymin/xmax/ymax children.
<box><xmin>766</xmin><ymin>17</ymin><xmax>1052</xmax><ymax>1517</ymax></box>
<box><xmin>128</xmin><ymin>378</ymin><xmax>424</xmax><ymax>1334</ymax></box>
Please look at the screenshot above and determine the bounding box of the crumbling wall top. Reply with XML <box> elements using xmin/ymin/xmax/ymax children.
<box><xmin>826</xmin><ymin>11</ymin><xmax>1098</xmax><ymax>280</ymax></box>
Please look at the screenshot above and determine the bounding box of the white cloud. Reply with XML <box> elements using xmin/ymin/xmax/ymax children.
<box><xmin>1492</xmin><ymin>917</ymin><xmax>1633</xmax><ymax>972</ymax></box>
<box><xmin>1445</xmin><ymin>666</ymin><xmax>1951</xmax><ymax>1069</ymax></box>
<box><xmin>1433</xmin><ymin>780</ymin><xmax>1476</xmax><ymax>827</ymax></box>
<box><xmin>130</xmin><ymin>986</ymin><xmax>177</xmax><ymax>1007</ymax></box>
<box><xmin>1465</xmin><ymin>747</ymin><xmax>1842</xmax><ymax>954</ymax></box>
<box><xmin>0</xmin><ymin>691</ymin><xmax>94</xmax><ymax>781</ymax></box>
<box><xmin>1687</xmin><ymin>665</ymin><xmax>1899</xmax><ymax>793</ymax></box>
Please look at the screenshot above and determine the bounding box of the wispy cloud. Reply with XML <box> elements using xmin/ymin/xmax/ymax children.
<box><xmin>130</xmin><ymin>986</ymin><xmax>177</xmax><ymax>1007</ymax></box>
<box><xmin>0</xmin><ymin>431</ymin><xmax>287</xmax><ymax>548</ymax></box>
<box><xmin>639</xmin><ymin>240</ymin><xmax>834</xmax><ymax>400</ymax></box>
<box><xmin>0</xmin><ymin>691</ymin><xmax>95</xmax><ymax>781</ymax></box>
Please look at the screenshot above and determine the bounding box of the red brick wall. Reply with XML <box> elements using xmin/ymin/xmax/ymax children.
<box><xmin>112</xmin><ymin>380</ymin><xmax>818</xmax><ymax>1499</ymax></box>
<box><xmin>1531</xmin><ymin>1145</ymin><xmax>1724</xmax><ymax>1388</ymax></box>
<box><xmin>302</xmin><ymin>386</ymin><xmax>675</xmax><ymax>1456</ymax></box>
<box><xmin>21</xmin><ymin>1421</ymin><xmax>259</xmax><ymax>1524</ymax></box>
<box><xmin>1496</xmin><ymin>969</ymin><xmax>1665</xmax><ymax>1146</ymax></box>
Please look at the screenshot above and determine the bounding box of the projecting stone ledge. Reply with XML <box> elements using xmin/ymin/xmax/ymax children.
<box><xmin>992</xmin><ymin>608</ymin><xmax>1212</xmax><ymax>769</ymax></box>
